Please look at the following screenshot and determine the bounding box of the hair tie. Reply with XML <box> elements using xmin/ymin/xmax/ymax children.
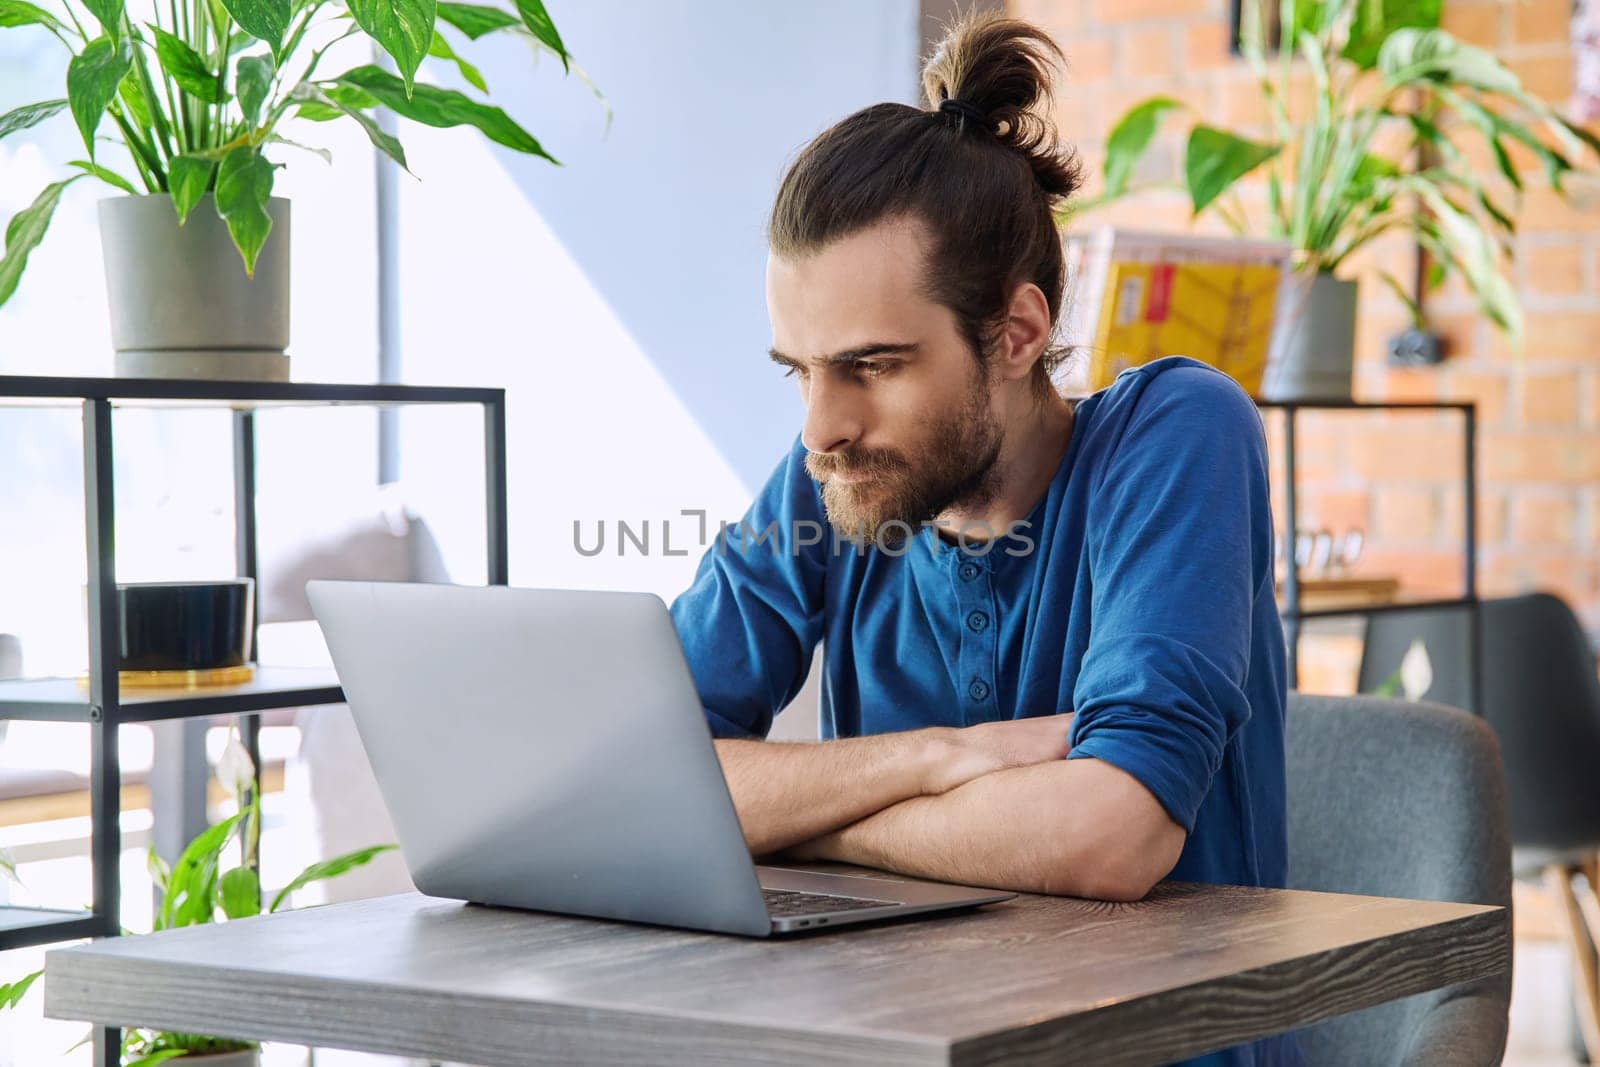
<box><xmin>939</xmin><ymin>98</ymin><xmax>988</xmax><ymax>128</ymax></box>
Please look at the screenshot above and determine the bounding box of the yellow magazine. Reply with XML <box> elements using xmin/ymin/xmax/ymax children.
<box><xmin>1089</xmin><ymin>259</ymin><xmax>1284</xmax><ymax>394</ymax></box>
<box><xmin>1059</xmin><ymin>227</ymin><xmax>1293</xmax><ymax>398</ymax></box>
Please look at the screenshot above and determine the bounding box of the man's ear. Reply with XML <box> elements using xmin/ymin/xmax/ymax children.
<box><xmin>993</xmin><ymin>282</ymin><xmax>1052</xmax><ymax>384</ymax></box>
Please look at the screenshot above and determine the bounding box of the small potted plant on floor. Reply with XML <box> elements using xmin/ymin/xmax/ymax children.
<box><xmin>1070</xmin><ymin>0</ymin><xmax>1600</xmax><ymax>398</ymax></box>
<box><xmin>0</xmin><ymin>0</ymin><xmax>584</xmax><ymax>381</ymax></box>
<box><xmin>1</xmin><ymin>728</ymin><xmax>396</xmax><ymax>1064</ymax></box>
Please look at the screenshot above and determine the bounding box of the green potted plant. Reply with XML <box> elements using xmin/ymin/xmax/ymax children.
<box><xmin>1072</xmin><ymin>0</ymin><xmax>1600</xmax><ymax>398</ymax></box>
<box><xmin>1</xmin><ymin>728</ymin><xmax>396</xmax><ymax>1065</ymax></box>
<box><xmin>0</xmin><ymin>0</ymin><xmax>581</xmax><ymax>381</ymax></box>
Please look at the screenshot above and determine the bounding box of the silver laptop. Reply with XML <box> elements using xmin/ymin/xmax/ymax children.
<box><xmin>306</xmin><ymin>580</ymin><xmax>1014</xmax><ymax>937</ymax></box>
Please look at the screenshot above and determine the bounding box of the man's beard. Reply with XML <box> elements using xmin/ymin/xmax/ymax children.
<box><xmin>804</xmin><ymin>372</ymin><xmax>1003</xmax><ymax>547</ymax></box>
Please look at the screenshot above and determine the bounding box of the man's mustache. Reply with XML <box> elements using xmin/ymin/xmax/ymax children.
<box><xmin>804</xmin><ymin>450</ymin><xmax>907</xmax><ymax>481</ymax></box>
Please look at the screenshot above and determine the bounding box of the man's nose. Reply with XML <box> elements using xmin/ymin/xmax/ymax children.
<box><xmin>799</xmin><ymin>374</ymin><xmax>864</xmax><ymax>455</ymax></box>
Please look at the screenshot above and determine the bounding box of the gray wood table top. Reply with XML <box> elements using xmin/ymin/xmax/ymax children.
<box><xmin>44</xmin><ymin>866</ymin><xmax>1508</xmax><ymax>1067</ymax></box>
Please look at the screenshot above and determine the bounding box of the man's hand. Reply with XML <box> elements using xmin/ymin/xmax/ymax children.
<box><xmin>922</xmin><ymin>713</ymin><xmax>1074</xmax><ymax>795</ymax></box>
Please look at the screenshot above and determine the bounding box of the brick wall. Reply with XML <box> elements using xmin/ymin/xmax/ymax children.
<box><xmin>1010</xmin><ymin>0</ymin><xmax>1600</xmax><ymax>689</ymax></box>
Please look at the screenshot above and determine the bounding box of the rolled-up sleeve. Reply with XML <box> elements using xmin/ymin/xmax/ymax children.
<box><xmin>1068</xmin><ymin>366</ymin><xmax>1274</xmax><ymax>832</ymax></box>
<box><xmin>669</xmin><ymin>436</ymin><xmax>828</xmax><ymax>739</ymax></box>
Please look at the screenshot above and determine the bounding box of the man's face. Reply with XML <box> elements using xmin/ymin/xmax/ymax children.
<box><xmin>766</xmin><ymin>217</ymin><xmax>1003</xmax><ymax>543</ymax></box>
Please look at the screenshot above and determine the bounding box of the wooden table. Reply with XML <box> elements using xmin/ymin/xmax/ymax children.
<box><xmin>44</xmin><ymin>869</ymin><xmax>1508</xmax><ymax>1066</ymax></box>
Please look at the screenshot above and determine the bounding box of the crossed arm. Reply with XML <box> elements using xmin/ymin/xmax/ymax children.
<box><xmin>713</xmin><ymin>716</ymin><xmax>1187</xmax><ymax>901</ymax></box>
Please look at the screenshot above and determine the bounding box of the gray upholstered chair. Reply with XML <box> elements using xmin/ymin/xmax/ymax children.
<box><xmin>1286</xmin><ymin>692</ymin><xmax>1512</xmax><ymax>1066</ymax></box>
<box><xmin>1361</xmin><ymin>592</ymin><xmax>1600</xmax><ymax>1058</ymax></box>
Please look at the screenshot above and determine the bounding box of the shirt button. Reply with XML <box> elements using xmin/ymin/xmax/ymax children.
<box><xmin>958</xmin><ymin>561</ymin><xmax>981</xmax><ymax>581</ymax></box>
<box><xmin>966</xmin><ymin>610</ymin><xmax>989</xmax><ymax>633</ymax></box>
<box><xmin>968</xmin><ymin>678</ymin><xmax>990</xmax><ymax>701</ymax></box>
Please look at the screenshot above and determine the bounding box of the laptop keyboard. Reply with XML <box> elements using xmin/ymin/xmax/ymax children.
<box><xmin>762</xmin><ymin>887</ymin><xmax>896</xmax><ymax>917</ymax></box>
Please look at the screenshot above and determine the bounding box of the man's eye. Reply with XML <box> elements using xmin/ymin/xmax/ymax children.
<box><xmin>855</xmin><ymin>361</ymin><xmax>888</xmax><ymax>377</ymax></box>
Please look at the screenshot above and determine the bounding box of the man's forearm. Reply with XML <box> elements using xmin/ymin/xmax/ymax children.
<box><xmin>786</xmin><ymin>757</ymin><xmax>1187</xmax><ymax>900</ymax></box>
<box><xmin>713</xmin><ymin>733</ymin><xmax>943</xmax><ymax>855</ymax></box>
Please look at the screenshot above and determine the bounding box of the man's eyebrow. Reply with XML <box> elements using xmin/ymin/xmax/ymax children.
<box><xmin>767</xmin><ymin>342</ymin><xmax>919</xmax><ymax>368</ymax></box>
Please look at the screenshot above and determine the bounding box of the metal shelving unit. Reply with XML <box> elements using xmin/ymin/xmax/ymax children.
<box><xmin>1260</xmin><ymin>398</ymin><xmax>1479</xmax><ymax>711</ymax></box>
<box><xmin>0</xmin><ymin>375</ymin><xmax>508</xmax><ymax>1065</ymax></box>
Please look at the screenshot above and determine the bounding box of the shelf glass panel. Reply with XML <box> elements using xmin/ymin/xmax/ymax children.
<box><xmin>0</xmin><ymin>666</ymin><xmax>343</xmax><ymax>722</ymax></box>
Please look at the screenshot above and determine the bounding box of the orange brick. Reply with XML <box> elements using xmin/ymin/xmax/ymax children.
<box><xmin>1482</xmin><ymin>551</ymin><xmax>1599</xmax><ymax>605</ymax></box>
<box><xmin>1063</xmin><ymin>33</ymin><xmax>1115</xmax><ymax>85</ymax></box>
<box><xmin>1090</xmin><ymin>0</ymin><xmax>1210</xmax><ymax>23</ymax></box>
<box><xmin>1586</xmin><ymin>369</ymin><xmax>1600</xmax><ymax>425</ymax></box>
<box><xmin>1440</xmin><ymin>0</ymin><xmax>1502</xmax><ymax>47</ymax></box>
<box><xmin>1507</xmin><ymin>54</ymin><xmax>1575</xmax><ymax>109</ymax></box>
<box><xmin>1509</xmin><ymin>491</ymin><xmax>1578</xmax><ymax>546</ymax></box>
<box><xmin>1353</xmin><ymin>310</ymin><xmax>1415</xmax><ymax>367</ymax></box>
<box><xmin>1520</xmin><ymin>241</ymin><xmax>1587</xmax><ymax>295</ymax></box>
<box><xmin>1509</xmin><ymin>0</ymin><xmax>1572</xmax><ymax>44</ymax></box>
<box><xmin>1482</xmin><ymin>430</ymin><xmax>1600</xmax><ymax>482</ymax></box>
<box><xmin>1302</xmin><ymin>487</ymin><xmax>1371</xmax><ymax>532</ymax></box>
<box><xmin>1348</xmin><ymin>425</ymin><xmax>1458</xmax><ymax>481</ymax></box>
<box><xmin>1374</xmin><ymin>487</ymin><xmax>1440</xmax><ymax>541</ymax></box>
<box><xmin>1122</xmin><ymin>24</ymin><xmax>1179</xmax><ymax>80</ymax></box>
<box><xmin>1514</xmin><ymin>185</ymin><xmax>1600</xmax><ymax>234</ymax></box>
<box><xmin>1295</xmin><ymin>633</ymin><xmax>1364</xmax><ymax>696</ymax></box>
<box><xmin>1374</xmin><ymin>367</ymin><xmax>1445</xmax><ymax>403</ymax></box>
<box><xmin>1519</xmin><ymin>370</ymin><xmax>1583</xmax><ymax>424</ymax></box>
<box><xmin>1356</xmin><ymin>547</ymin><xmax>1468</xmax><ymax>597</ymax></box>
<box><xmin>1184</xmin><ymin>19</ymin><xmax>1235</xmax><ymax>72</ymax></box>
<box><xmin>1445</xmin><ymin>371</ymin><xmax>1510</xmax><ymax>424</ymax></box>
<box><xmin>1490</xmin><ymin>310</ymin><xmax>1600</xmax><ymax>362</ymax></box>
<box><xmin>1432</xmin><ymin>313</ymin><xmax>1487</xmax><ymax>364</ymax></box>
<box><xmin>1441</xmin><ymin>487</ymin><xmax>1509</xmax><ymax>547</ymax></box>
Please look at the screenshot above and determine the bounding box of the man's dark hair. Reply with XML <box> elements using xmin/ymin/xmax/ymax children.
<box><xmin>768</xmin><ymin>12</ymin><xmax>1085</xmax><ymax>395</ymax></box>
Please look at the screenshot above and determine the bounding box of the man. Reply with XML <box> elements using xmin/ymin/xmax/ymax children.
<box><xmin>670</xmin><ymin>15</ymin><xmax>1291</xmax><ymax>1062</ymax></box>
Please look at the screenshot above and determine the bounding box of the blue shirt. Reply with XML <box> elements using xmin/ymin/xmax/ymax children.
<box><xmin>671</xmin><ymin>356</ymin><xmax>1298</xmax><ymax>1067</ymax></box>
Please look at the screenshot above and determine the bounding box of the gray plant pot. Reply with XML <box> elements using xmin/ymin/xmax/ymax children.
<box><xmin>1260</xmin><ymin>270</ymin><xmax>1358</xmax><ymax>401</ymax></box>
<box><xmin>98</xmin><ymin>193</ymin><xmax>290</xmax><ymax>382</ymax></box>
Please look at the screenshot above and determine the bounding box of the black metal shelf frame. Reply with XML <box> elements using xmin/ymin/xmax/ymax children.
<box><xmin>0</xmin><ymin>376</ymin><xmax>509</xmax><ymax>1065</ymax></box>
<box><xmin>1258</xmin><ymin>399</ymin><xmax>1479</xmax><ymax>712</ymax></box>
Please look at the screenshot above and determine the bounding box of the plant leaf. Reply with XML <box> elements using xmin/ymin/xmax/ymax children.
<box><xmin>512</xmin><ymin>0</ymin><xmax>566</xmax><ymax>70</ymax></box>
<box><xmin>0</xmin><ymin>99</ymin><xmax>67</xmax><ymax>143</ymax></box>
<box><xmin>0</xmin><ymin>846</ymin><xmax>18</xmax><ymax>885</ymax></box>
<box><xmin>153</xmin><ymin>26</ymin><xmax>226</xmax><ymax>103</ymax></box>
<box><xmin>236</xmin><ymin>53</ymin><xmax>274</xmax><ymax>127</ymax></box>
<box><xmin>0</xmin><ymin>969</ymin><xmax>43</xmax><ymax>1011</ymax></box>
<box><xmin>217</xmin><ymin>0</ymin><xmax>289</xmax><ymax>54</ymax></box>
<box><xmin>168</xmin><ymin>154</ymin><xmax>215</xmax><ymax>223</ymax></box>
<box><xmin>67</xmin><ymin>36</ymin><xmax>133</xmax><ymax>157</ymax></box>
<box><xmin>219</xmin><ymin>865</ymin><xmax>262</xmax><ymax>918</ymax></box>
<box><xmin>158</xmin><ymin>811</ymin><xmax>243</xmax><ymax>930</ymax></box>
<box><xmin>0</xmin><ymin>0</ymin><xmax>65</xmax><ymax>30</ymax></box>
<box><xmin>330</xmin><ymin>64</ymin><xmax>555</xmax><ymax>160</ymax></box>
<box><xmin>1342</xmin><ymin>0</ymin><xmax>1440</xmax><ymax>69</ymax></box>
<box><xmin>0</xmin><ymin>177</ymin><xmax>81</xmax><ymax>309</ymax></box>
<box><xmin>1185</xmin><ymin>124</ymin><xmax>1279</xmax><ymax>215</ymax></box>
<box><xmin>68</xmin><ymin>158</ymin><xmax>138</xmax><ymax>193</ymax></box>
<box><xmin>435</xmin><ymin>1</ymin><xmax>516</xmax><ymax>39</ymax></box>
<box><xmin>290</xmin><ymin>83</ymin><xmax>409</xmax><ymax>172</ymax></box>
<box><xmin>428</xmin><ymin>29</ymin><xmax>486</xmax><ymax>92</ymax></box>
<box><xmin>1102</xmin><ymin>96</ymin><xmax>1182</xmax><ymax>200</ymax></box>
<box><xmin>266</xmin><ymin>133</ymin><xmax>331</xmax><ymax>163</ymax></box>
<box><xmin>118</xmin><ymin>72</ymin><xmax>152</xmax><ymax>131</ymax></box>
<box><xmin>1379</xmin><ymin>27</ymin><xmax>1519</xmax><ymax>94</ymax></box>
<box><xmin>214</xmin><ymin>144</ymin><xmax>276</xmax><ymax>275</ymax></box>
<box><xmin>269</xmin><ymin>844</ymin><xmax>397</xmax><ymax>913</ymax></box>
<box><xmin>347</xmin><ymin>0</ymin><xmax>437</xmax><ymax>95</ymax></box>
<box><xmin>78</xmin><ymin>0</ymin><xmax>124</xmax><ymax>40</ymax></box>
<box><xmin>146</xmin><ymin>843</ymin><xmax>171</xmax><ymax>893</ymax></box>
